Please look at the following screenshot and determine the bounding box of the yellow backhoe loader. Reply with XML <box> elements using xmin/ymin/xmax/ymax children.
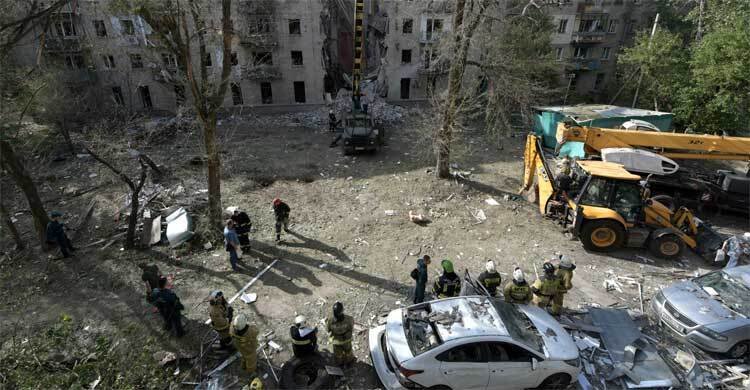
<box><xmin>521</xmin><ymin>134</ymin><xmax>724</xmax><ymax>260</ymax></box>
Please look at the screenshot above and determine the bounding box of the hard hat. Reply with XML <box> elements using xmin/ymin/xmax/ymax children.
<box><xmin>513</xmin><ymin>267</ymin><xmax>525</xmax><ymax>282</ymax></box>
<box><xmin>542</xmin><ymin>262</ymin><xmax>555</xmax><ymax>274</ymax></box>
<box><xmin>225</xmin><ymin>206</ymin><xmax>238</xmax><ymax>214</ymax></box>
<box><xmin>272</xmin><ymin>198</ymin><xmax>281</xmax><ymax>206</ymax></box>
<box><xmin>485</xmin><ymin>260</ymin><xmax>496</xmax><ymax>273</ymax></box>
<box><xmin>249</xmin><ymin>377</ymin><xmax>264</xmax><ymax>390</ymax></box>
<box><xmin>50</xmin><ymin>210</ymin><xmax>63</xmax><ymax>217</ymax></box>
<box><xmin>210</xmin><ymin>290</ymin><xmax>223</xmax><ymax>299</ymax></box>
<box><xmin>233</xmin><ymin>313</ymin><xmax>248</xmax><ymax>331</ymax></box>
<box><xmin>559</xmin><ymin>256</ymin><xmax>573</xmax><ymax>269</ymax></box>
<box><xmin>333</xmin><ymin>302</ymin><xmax>344</xmax><ymax>317</ymax></box>
<box><xmin>294</xmin><ymin>315</ymin><xmax>306</xmax><ymax>326</ymax></box>
<box><xmin>441</xmin><ymin>259</ymin><xmax>454</xmax><ymax>273</ymax></box>
<box><xmin>329</xmin><ymin>109</ymin><xmax>334</xmax><ymax>114</ymax></box>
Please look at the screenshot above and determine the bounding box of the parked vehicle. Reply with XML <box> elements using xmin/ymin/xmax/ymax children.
<box><xmin>652</xmin><ymin>265</ymin><xmax>750</xmax><ymax>358</ymax></box>
<box><xmin>369</xmin><ymin>296</ymin><xmax>580</xmax><ymax>390</ymax></box>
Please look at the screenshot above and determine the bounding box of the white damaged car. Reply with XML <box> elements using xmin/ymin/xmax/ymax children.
<box><xmin>369</xmin><ymin>296</ymin><xmax>580</xmax><ymax>390</ymax></box>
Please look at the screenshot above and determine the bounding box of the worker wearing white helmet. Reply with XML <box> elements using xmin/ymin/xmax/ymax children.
<box><xmin>552</xmin><ymin>255</ymin><xmax>576</xmax><ymax>315</ymax></box>
<box><xmin>477</xmin><ymin>260</ymin><xmax>502</xmax><ymax>297</ymax></box>
<box><xmin>503</xmin><ymin>267</ymin><xmax>533</xmax><ymax>304</ymax></box>
<box><xmin>230</xmin><ymin>313</ymin><xmax>259</xmax><ymax>376</ymax></box>
<box><xmin>290</xmin><ymin>314</ymin><xmax>318</xmax><ymax>358</ymax></box>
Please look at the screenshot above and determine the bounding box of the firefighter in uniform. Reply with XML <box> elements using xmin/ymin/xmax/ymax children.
<box><xmin>552</xmin><ymin>256</ymin><xmax>576</xmax><ymax>315</ymax></box>
<box><xmin>290</xmin><ymin>315</ymin><xmax>318</xmax><ymax>358</ymax></box>
<box><xmin>208</xmin><ymin>290</ymin><xmax>234</xmax><ymax>348</ymax></box>
<box><xmin>231</xmin><ymin>313</ymin><xmax>259</xmax><ymax>376</ymax></box>
<box><xmin>477</xmin><ymin>260</ymin><xmax>502</xmax><ymax>297</ymax></box>
<box><xmin>433</xmin><ymin>259</ymin><xmax>461</xmax><ymax>299</ymax></box>
<box><xmin>503</xmin><ymin>267</ymin><xmax>533</xmax><ymax>304</ymax></box>
<box><xmin>325</xmin><ymin>302</ymin><xmax>354</xmax><ymax>366</ymax></box>
<box><xmin>531</xmin><ymin>262</ymin><xmax>559</xmax><ymax>311</ymax></box>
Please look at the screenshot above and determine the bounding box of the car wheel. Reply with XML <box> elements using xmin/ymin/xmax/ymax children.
<box><xmin>648</xmin><ymin>234</ymin><xmax>684</xmax><ymax>259</ymax></box>
<box><xmin>279</xmin><ymin>356</ymin><xmax>332</xmax><ymax>390</ymax></box>
<box><xmin>580</xmin><ymin>219</ymin><xmax>625</xmax><ymax>252</ymax></box>
<box><xmin>427</xmin><ymin>386</ymin><xmax>452</xmax><ymax>390</ymax></box>
<box><xmin>536</xmin><ymin>373</ymin><xmax>571</xmax><ymax>390</ymax></box>
<box><xmin>727</xmin><ymin>341</ymin><xmax>750</xmax><ymax>359</ymax></box>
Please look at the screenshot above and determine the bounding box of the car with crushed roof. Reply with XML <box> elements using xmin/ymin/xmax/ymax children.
<box><xmin>651</xmin><ymin>265</ymin><xmax>750</xmax><ymax>358</ymax></box>
<box><xmin>369</xmin><ymin>296</ymin><xmax>580</xmax><ymax>390</ymax></box>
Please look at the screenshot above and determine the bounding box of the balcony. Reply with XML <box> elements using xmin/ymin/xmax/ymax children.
<box><xmin>571</xmin><ymin>31</ymin><xmax>606</xmax><ymax>44</ymax></box>
<box><xmin>151</xmin><ymin>67</ymin><xmax>177</xmax><ymax>83</ymax></box>
<box><xmin>44</xmin><ymin>37</ymin><xmax>82</xmax><ymax>53</ymax></box>
<box><xmin>243</xmin><ymin>64</ymin><xmax>281</xmax><ymax>81</ymax></box>
<box><xmin>419</xmin><ymin>31</ymin><xmax>444</xmax><ymax>44</ymax></box>
<box><xmin>566</xmin><ymin>58</ymin><xmax>601</xmax><ymax>71</ymax></box>
<box><xmin>238</xmin><ymin>0</ymin><xmax>275</xmax><ymax>15</ymax></box>
<box><xmin>417</xmin><ymin>59</ymin><xmax>449</xmax><ymax>76</ymax></box>
<box><xmin>238</xmin><ymin>30</ymin><xmax>278</xmax><ymax>48</ymax></box>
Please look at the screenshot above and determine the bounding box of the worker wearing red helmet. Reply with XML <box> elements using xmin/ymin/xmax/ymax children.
<box><xmin>272</xmin><ymin>198</ymin><xmax>291</xmax><ymax>243</ymax></box>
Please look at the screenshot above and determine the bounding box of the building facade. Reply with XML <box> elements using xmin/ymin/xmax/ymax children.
<box><xmin>9</xmin><ymin>0</ymin><xmax>654</xmax><ymax>113</ymax></box>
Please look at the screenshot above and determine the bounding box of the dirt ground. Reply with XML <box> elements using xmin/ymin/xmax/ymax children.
<box><xmin>1</xmin><ymin>110</ymin><xmax>748</xmax><ymax>389</ymax></box>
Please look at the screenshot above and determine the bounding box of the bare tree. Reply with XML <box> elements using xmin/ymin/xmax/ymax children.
<box><xmin>127</xmin><ymin>0</ymin><xmax>233</xmax><ymax>230</ymax></box>
<box><xmin>0</xmin><ymin>140</ymin><xmax>49</xmax><ymax>245</ymax></box>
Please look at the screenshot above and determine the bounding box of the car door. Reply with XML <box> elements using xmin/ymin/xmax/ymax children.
<box><xmin>436</xmin><ymin>342</ymin><xmax>489</xmax><ymax>390</ymax></box>
<box><xmin>486</xmin><ymin>342</ymin><xmax>540</xmax><ymax>390</ymax></box>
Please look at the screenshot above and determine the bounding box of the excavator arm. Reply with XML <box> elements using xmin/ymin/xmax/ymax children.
<box><xmin>520</xmin><ymin>134</ymin><xmax>557</xmax><ymax>215</ymax></box>
<box><xmin>556</xmin><ymin>123</ymin><xmax>750</xmax><ymax>161</ymax></box>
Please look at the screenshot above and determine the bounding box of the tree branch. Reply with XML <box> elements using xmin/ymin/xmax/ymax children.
<box><xmin>82</xmin><ymin>145</ymin><xmax>136</xmax><ymax>190</ymax></box>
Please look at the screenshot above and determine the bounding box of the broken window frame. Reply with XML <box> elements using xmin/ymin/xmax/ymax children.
<box><xmin>203</xmin><ymin>52</ymin><xmax>212</xmax><ymax>67</ymax></box>
<box><xmin>260</xmin><ymin>82</ymin><xmax>273</xmax><ymax>104</ymax></box>
<box><xmin>607</xmin><ymin>19</ymin><xmax>618</xmax><ymax>33</ymax></box>
<box><xmin>253</xmin><ymin>17</ymin><xmax>271</xmax><ymax>34</ymax></box>
<box><xmin>425</xmin><ymin>18</ymin><xmax>444</xmax><ymax>41</ymax></box>
<box><xmin>401</xmin><ymin>49</ymin><xmax>412</xmax><ymax>64</ymax></box>
<box><xmin>130</xmin><ymin>53</ymin><xmax>143</xmax><ymax>69</ymax></box>
<box><xmin>402</xmin><ymin>18</ymin><xmax>413</xmax><ymax>34</ymax></box>
<box><xmin>230</xmin><ymin>83</ymin><xmax>244</xmax><ymax>105</ymax></box>
<box><xmin>120</xmin><ymin>19</ymin><xmax>135</xmax><ymax>35</ymax></box>
<box><xmin>600</xmin><ymin>47</ymin><xmax>611</xmax><ymax>60</ymax></box>
<box><xmin>111</xmin><ymin>86</ymin><xmax>125</xmax><ymax>105</ymax></box>
<box><xmin>54</xmin><ymin>19</ymin><xmax>77</xmax><ymax>37</ymax></box>
<box><xmin>555</xmin><ymin>47</ymin><xmax>564</xmax><ymax>61</ymax></box>
<box><xmin>93</xmin><ymin>20</ymin><xmax>107</xmax><ymax>37</ymax></box>
<box><xmin>557</xmin><ymin>18</ymin><xmax>568</xmax><ymax>34</ymax></box>
<box><xmin>102</xmin><ymin>54</ymin><xmax>116</xmax><ymax>69</ymax></box>
<box><xmin>253</xmin><ymin>52</ymin><xmax>273</xmax><ymax>65</ymax></box>
<box><xmin>288</xmin><ymin>19</ymin><xmax>301</xmax><ymax>35</ymax></box>
<box><xmin>64</xmin><ymin>54</ymin><xmax>85</xmax><ymax>69</ymax></box>
<box><xmin>290</xmin><ymin>51</ymin><xmax>303</xmax><ymax>66</ymax></box>
<box><xmin>161</xmin><ymin>53</ymin><xmax>178</xmax><ymax>69</ymax></box>
<box><xmin>573</xmin><ymin>46</ymin><xmax>589</xmax><ymax>59</ymax></box>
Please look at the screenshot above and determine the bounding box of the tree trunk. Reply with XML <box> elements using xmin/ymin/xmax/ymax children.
<box><xmin>126</xmin><ymin>192</ymin><xmax>139</xmax><ymax>249</ymax></box>
<box><xmin>203</xmin><ymin>112</ymin><xmax>223</xmax><ymax>229</ymax></box>
<box><xmin>59</xmin><ymin>118</ymin><xmax>75</xmax><ymax>156</ymax></box>
<box><xmin>0</xmin><ymin>140</ymin><xmax>49</xmax><ymax>245</ymax></box>
<box><xmin>0</xmin><ymin>200</ymin><xmax>24</xmax><ymax>250</ymax></box>
<box><xmin>436</xmin><ymin>0</ymin><xmax>467</xmax><ymax>179</ymax></box>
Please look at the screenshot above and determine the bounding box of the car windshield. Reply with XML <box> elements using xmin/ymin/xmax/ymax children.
<box><xmin>403</xmin><ymin>307</ymin><xmax>442</xmax><ymax>356</ymax></box>
<box><xmin>694</xmin><ymin>271</ymin><xmax>750</xmax><ymax>317</ymax></box>
<box><xmin>492</xmin><ymin>301</ymin><xmax>543</xmax><ymax>353</ymax></box>
<box><xmin>346</xmin><ymin>118</ymin><xmax>368</xmax><ymax>127</ymax></box>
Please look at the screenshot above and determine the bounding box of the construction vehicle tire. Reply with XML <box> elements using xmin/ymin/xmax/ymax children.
<box><xmin>648</xmin><ymin>234</ymin><xmax>684</xmax><ymax>259</ymax></box>
<box><xmin>580</xmin><ymin>219</ymin><xmax>625</xmax><ymax>252</ymax></box>
<box><xmin>279</xmin><ymin>356</ymin><xmax>332</xmax><ymax>390</ymax></box>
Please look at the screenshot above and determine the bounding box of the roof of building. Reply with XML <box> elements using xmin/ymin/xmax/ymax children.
<box><xmin>428</xmin><ymin>297</ymin><xmax>509</xmax><ymax>342</ymax></box>
<box><xmin>534</xmin><ymin>105</ymin><xmax>672</xmax><ymax>123</ymax></box>
<box><xmin>577</xmin><ymin>160</ymin><xmax>642</xmax><ymax>180</ymax></box>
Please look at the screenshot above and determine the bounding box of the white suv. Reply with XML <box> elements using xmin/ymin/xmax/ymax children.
<box><xmin>369</xmin><ymin>296</ymin><xmax>580</xmax><ymax>390</ymax></box>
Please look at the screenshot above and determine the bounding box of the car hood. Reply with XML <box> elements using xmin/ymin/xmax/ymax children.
<box><xmin>345</xmin><ymin>127</ymin><xmax>371</xmax><ymax>137</ymax></box>
<box><xmin>386</xmin><ymin>309</ymin><xmax>414</xmax><ymax>364</ymax></box>
<box><xmin>518</xmin><ymin>305</ymin><xmax>578</xmax><ymax>360</ymax></box>
<box><xmin>662</xmin><ymin>281</ymin><xmax>737</xmax><ymax>325</ymax></box>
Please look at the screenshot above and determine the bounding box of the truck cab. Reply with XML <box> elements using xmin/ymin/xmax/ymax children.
<box><xmin>341</xmin><ymin>111</ymin><xmax>383</xmax><ymax>155</ymax></box>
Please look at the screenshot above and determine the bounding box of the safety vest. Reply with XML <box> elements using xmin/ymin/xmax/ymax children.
<box><xmin>480</xmin><ymin>271</ymin><xmax>502</xmax><ymax>294</ymax></box>
<box><xmin>555</xmin><ymin>267</ymin><xmax>574</xmax><ymax>292</ymax></box>
<box><xmin>326</xmin><ymin>315</ymin><xmax>353</xmax><ymax>346</ymax></box>
<box><xmin>507</xmin><ymin>282</ymin><xmax>531</xmax><ymax>302</ymax></box>
<box><xmin>435</xmin><ymin>274</ymin><xmax>460</xmax><ymax>298</ymax></box>
<box><xmin>533</xmin><ymin>275</ymin><xmax>559</xmax><ymax>297</ymax></box>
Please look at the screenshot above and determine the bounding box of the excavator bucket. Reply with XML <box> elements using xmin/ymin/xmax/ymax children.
<box><xmin>520</xmin><ymin>134</ymin><xmax>556</xmax><ymax>215</ymax></box>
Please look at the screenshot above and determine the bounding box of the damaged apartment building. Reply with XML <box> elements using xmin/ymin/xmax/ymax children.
<box><xmin>10</xmin><ymin>0</ymin><xmax>654</xmax><ymax>113</ymax></box>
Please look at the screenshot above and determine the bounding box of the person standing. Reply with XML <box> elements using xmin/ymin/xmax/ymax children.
<box><xmin>477</xmin><ymin>260</ymin><xmax>502</xmax><ymax>297</ymax></box>
<box><xmin>432</xmin><ymin>259</ymin><xmax>461</xmax><ymax>299</ymax></box>
<box><xmin>46</xmin><ymin>210</ymin><xmax>75</xmax><ymax>258</ymax></box>
<box><xmin>224</xmin><ymin>219</ymin><xmax>241</xmax><ymax>271</ymax></box>
<box><xmin>531</xmin><ymin>262</ymin><xmax>559</xmax><ymax>312</ymax></box>
<box><xmin>228</xmin><ymin>207</ymin><xmax>252</xmax><ymax>247</ymax></box>
<box><xmin>503</xmin><ymin>267</ymin><xmax>533</xmax><ymax>304</ymax></box>
<box><xmin>209</xmin><ymin>290</ymin><xmax>234</xmax><ymax>349</ymax></box>
<box><xmin>412</xmin><ymin>255</ymin><xmax>431</xmax><ymax>304</ymax></box>
<box><xmin>151</xmin><ymin>276</ymin><xmax>186</xmax><ymax>337</ymax></box>
<box><xmin>328</xmin><ymin>110</ymin><xmax>340</xmax><ymax>132</ymax></box>
<box><xmin>138</xmin><ymin>262</ymin><xmax>160</xmax><ymax>303</ymax></box>
<box><xmin>231</xmin><ymin>313</ymin><xmax>259</xmax><ymax>376</ymax></box>
<box><xmin>290</xmin><ymin>315</ymin><xmax>318</xmax><ymax>358</ymax></box>
<box><xmin>325</xmin><ymin>302</ymin><xmax>354</xmax><ymax>366</ymax></box>
<box><xmin>552</xmin><ymin>256</ymin><xmax>576</xmax><ymax>315</ymax></box>
<box><xmin>272</xmin><ymin>198</ymin><xmax>291</xmax><ymax>243</ymax></box>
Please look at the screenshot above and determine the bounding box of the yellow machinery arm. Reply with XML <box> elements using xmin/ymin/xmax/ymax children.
<box><xmin>556</xmin><ymin>123</ymin><xmax>750</xmax><ymax>161</ymax></box>
<box><xmin>520</xmin><ymin>134</ymin><xmax>556</xmax><ymax>214</ymax></box>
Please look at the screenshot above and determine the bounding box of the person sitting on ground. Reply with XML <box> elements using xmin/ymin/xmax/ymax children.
<box><xmin>433</xmin><ymin>259</ymin><xmax>461</xmax><ymax>299</ymax></box>
<box><xmin>227</xmin><ymin>206</ymin><xmax>252</xmax><ymax>247</ymax></box>
<box><xmin>477</xmin><ymin>260</ymin><xmax>502</xmax><ymax>297</ymax></box>
<box><xmin>290</xmin><ymin>315</ymin><xmax>318</xmax><ymax>358</ymax></box>
<box><xmin>46</xmin><ymin>210</ymin><xmax>75</xmax><ymax>258</ymax></box>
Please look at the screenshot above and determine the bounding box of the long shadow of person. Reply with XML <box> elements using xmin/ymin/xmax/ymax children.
<box><xmin>282</xmin><ymin>230</ymin><xmax>353</xmax><ymax>263</ymax></box>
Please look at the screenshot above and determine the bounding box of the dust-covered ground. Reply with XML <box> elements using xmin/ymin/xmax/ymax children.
<box><xmin>1</xmin><ymin>111</ymin><xmax>748</xmax><ymax>389</ymax></box>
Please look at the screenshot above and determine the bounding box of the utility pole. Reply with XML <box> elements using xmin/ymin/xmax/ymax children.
<box><xmin>632</xmin><ymin>13</ymin><xmax>659</xmax><ymax>108</ymax></box>
<box><xmin>696</xmin><ymin>0</ymin><xmax>705</xmax><ymax>42</ymax></box>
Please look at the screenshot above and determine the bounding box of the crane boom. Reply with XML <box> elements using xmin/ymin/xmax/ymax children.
<box><xmin>352</xmin><ymin>0</ymin><xmax>366</xmax><ymax>107</ymax></box>
<box><xmin>556</xmin><ymin>123</ymin><xmax>750</xmax><ymax>161</ymax></box>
